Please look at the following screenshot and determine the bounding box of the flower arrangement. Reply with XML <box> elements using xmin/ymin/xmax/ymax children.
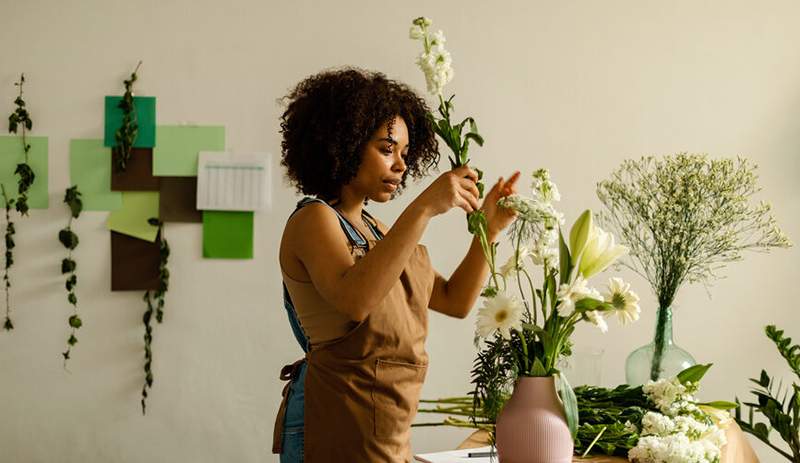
<box><xmin>596</xmin><ymin>153</ymin><xmax>792</xmax><ymax>381</ymax></box>
<box><xmin>418</xmin><ymin>365</ymin><xmax>736</xmax><ymax>463</ymax></box>
<box><xmin>470</xmin><ymin>169</ymin><xmax>641</xmax><ymax>436</ymax></box>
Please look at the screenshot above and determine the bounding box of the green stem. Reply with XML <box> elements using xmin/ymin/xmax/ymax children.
<box><xmin>649</xmin><ymin>306</ymin><xmax>670</xmax><ymax>381</ymax></box>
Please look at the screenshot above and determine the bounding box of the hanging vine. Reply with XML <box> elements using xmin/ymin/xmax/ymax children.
<box><xmin>8</xmin><ymin>73</ymin><xmax>35</xmax><ymax>216</ymax></box>
<box><xmin>141</xmin><ymin>218</ymin><xmax>170</xmax><ymax>415</ymax></box>
<box><xmin>114</xmin><ymin>61</ymin><xmax>142</xmax><ymax>172</ymax></box>
<box><xmin>3</xmin><ymin>73</ymin><xmax>35</xmax><ymax>331</ymax></box>
<box><xmin>59</xmin><ymin>186</ymin><xmax>83</xmax><ymax>366</ymax></box>
<box><xmin>1</xmin><ymin>185</ymin><xmax>14</xmax><ymax>331</ymax></box>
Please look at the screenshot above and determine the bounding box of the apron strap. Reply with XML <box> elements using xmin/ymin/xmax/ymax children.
<box><xmin>272</xmin><ymin>358</ymin><xmax>306</xmax><ymax>454</ymax></box>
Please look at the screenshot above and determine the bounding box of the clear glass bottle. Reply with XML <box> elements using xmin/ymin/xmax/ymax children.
<box><xmin>625</xmin><ymin>306</ymin><xmax>696</xmax><ymax>386</ymax></box>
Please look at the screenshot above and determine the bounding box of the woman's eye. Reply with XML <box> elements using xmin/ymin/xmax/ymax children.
<box><xmin>381</xmin><ymin>147</ymin><xmax>393</xmax><ymax>155</ymax></box>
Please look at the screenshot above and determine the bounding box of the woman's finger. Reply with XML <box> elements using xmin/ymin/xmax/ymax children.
<box><xmin>459</xmin><ymin>188</ymin><xmax>480</xmax><ymax>212</ymax></box>
<box><xmin>454</xmin><ymin>165</ymin><xmax>479</xmax><ymax>183</ymax></box>
<box><xmin>502</xmin><ymin>171</ymin><xmax>521</xmax><ymax>196</ymax></box>
<box><xmin>459</xmin><ymin>177</ymin><xmax>480</xmax><ymax>201</ymax></box>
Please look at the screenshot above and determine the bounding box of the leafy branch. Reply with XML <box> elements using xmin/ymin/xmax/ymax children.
<box><xmin>8</xmin><ymin>73</ymin><xmax>35</xmax><ymax>216</ymax></box>
<box><xmin>1</xmin><ymin>185</ymin><xmax>14</xmax><ymax>331</ymax></box>
<box><xmin>58</xmin><ymin>186</ymin><xmax>83</xmax><ymax>367</ymax></box>
<box><xmin>736</xmin><ymin>325</ymin><xmax>800</xmax><ymax>462</ymax></box>
<box><xmin>114</xmin><ymin>61</ymin><xmax>142</xmax><ymax>172</ymax></box>
<box><xmin>141</xmin><ymin>218</ymin><xmax>170</xmax><ymax>415</ymax></box>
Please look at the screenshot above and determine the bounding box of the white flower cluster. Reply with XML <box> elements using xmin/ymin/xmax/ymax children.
<box><xmin>498</xmin><ymin>169</ymin><xmax>564</xmax><ymax>272</ymax></box>
<box><xmin>409</xmin><ymin>17</ymin><xmax>454</xmax><ymax>97</ymax></box>
<box><xmin>628</xmin><ymin>379</ymin><xmax>727</xmax><ymax>463</ymax></box>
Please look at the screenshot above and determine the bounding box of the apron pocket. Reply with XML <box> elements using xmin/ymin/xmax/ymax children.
<box><xmin>372</xmin><ymin>359</ymin><xmax>428</xmax><ymax>439</ymax></box>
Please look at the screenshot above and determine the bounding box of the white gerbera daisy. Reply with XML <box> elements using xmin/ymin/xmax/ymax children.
<box><xmin>584</xmin><ymin>310</ymin><xmax>609</xmax><ymax>333</ymax></box>
<box><xmin>556</xmin><ymin>275</ymin><xmax>600</xmax><ymax>316</ymax></box>
<box><xmin>476</xmin><ymin>293</ymin><xmax>523</xmax><ymax>340</ymax></box>
<box><xmin>603</xmin><ymin>277</ymin><xmax>641</xmax><ymax>325</ymax></box>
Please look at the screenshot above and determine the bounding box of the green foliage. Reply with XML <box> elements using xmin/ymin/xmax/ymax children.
<box><xmin>114</xmin><ymin>61</ymin><xmax>142</xmax><ymax>172</ymax></box>
<box><xmin>8</xmin><ymin>74</ymin><xmax>35</xmax><ymax>216</ymax></box>
<box><xmin>59</xmin><ymin>186</ymin><xmax>83</xmax><ymax>366</ymax></box>
<box><xmin>1</xmin><ymin>185</ymin><xmax>14</xmax><ymax>331</ymax></box>
<box><xmin>141</xmin><ymin>218</ymin><xmax>170</xmax><ymax>415</ymax></box>
<box><xmin>736</xmin><ymin>325</ymin><xmax>800</xmax><ymax>462</ymax></box>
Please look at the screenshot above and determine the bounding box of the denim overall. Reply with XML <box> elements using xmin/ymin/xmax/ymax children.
<box><xmin>274</xmin><ymin>197</ymin><xmax>384</xmax><ymax>462</ymax></box>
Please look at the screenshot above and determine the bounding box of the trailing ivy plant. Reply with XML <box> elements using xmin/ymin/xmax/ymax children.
<box><xmin>736</xmin><ymin>325</ymin><xmax>800</xmax><ymax>462</ymax></box>
<box><xmin>8</xmin><ymin>73</ymin><xmax>35</xmax><ymax>216</ymax></box>
<box><xmin>1</xmin><ymin>185</ymin><xmax>14</xmax><ymax>331</ymax></box>
<box><xmin>114</xmin><ymin>61</ymin><xmax>142</xmax><ymax>172</ymax></box>
<box><xmin>58</xmin><ymin>186</ymin><xmax>83</xmax><ymax>366</ymax></box>
<box><xmin>2</xmin><ymin>73</ymin><xmax>36</xmax><ymax>331</ymax></box>
<box><xmin>141</xmin><ymin>217</ymin><xmax>170</xmax><ymax>415</ymax></box>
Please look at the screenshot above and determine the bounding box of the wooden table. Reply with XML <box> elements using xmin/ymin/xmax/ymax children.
<box><xmin>457</xmin><ymin>422</ymin><xmax>760</xmax><ymax>462</ymax></box>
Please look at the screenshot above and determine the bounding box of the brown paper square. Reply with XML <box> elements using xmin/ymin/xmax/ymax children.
<box><xmin>111</xmin><ymin>147</ymin><xmax>160</xmax><ymax>191</ymax></box>
<box><xmin>159</xmin><ymin>177</ymin><xmax>201</xmax><ymax>223</ymax></box>
<box><xmin>110</xmin><ymin>231</ymin><xmax>160</xmax><ymax>291</ymax></box>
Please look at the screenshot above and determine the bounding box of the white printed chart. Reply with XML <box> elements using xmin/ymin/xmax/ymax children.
<box><xmin>196</xmin><ymin>151</ymin><xmax>270</xmax><ymax>211</ymax></box>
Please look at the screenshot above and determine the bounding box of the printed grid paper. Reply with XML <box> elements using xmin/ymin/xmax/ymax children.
<box><xmin>197</xmin><ymin>151</ymin><xmax>270</xmax><ymax>211</ymax></box>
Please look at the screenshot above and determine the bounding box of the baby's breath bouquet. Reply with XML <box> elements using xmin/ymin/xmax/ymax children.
<box><xmin>469</xmin><ymin>169</ymin><xmax>642</xmax><ymax>437</ymax></box>
<box><xmin>409</xmin><ymin>17</ymin><xmax>492</xmax><ymax>253</ymax></box>
<box><xmin>596</xmin><ymin>153</ymin><xmax>792</xmax><ymax>383</ymax></box>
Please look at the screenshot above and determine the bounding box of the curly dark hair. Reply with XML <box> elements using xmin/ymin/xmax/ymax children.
<box><xmin>279</xmin><ymin>67</ymin><xmax>440</xmax><ymax>200</ymax></box>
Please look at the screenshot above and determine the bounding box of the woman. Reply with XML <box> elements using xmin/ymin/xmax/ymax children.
<box><xmin>273</xmin><ymin>68</ymin><xmax>520</xmax><ymax>462</ymax></box>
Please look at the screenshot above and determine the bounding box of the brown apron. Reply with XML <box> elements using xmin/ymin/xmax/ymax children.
<box><xmin>274</xmin><ymin>240</ymin><xmax>435</xmax><ymax>462</ymax></box>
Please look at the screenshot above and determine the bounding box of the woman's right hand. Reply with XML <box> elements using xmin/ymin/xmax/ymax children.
<box><xmin>413</xmin><ymin>165</ymin><xmax>481</xmax><ymax>218</ymax></box>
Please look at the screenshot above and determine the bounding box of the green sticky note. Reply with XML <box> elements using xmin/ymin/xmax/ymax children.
<box><xmin>107</xmin><ymin>191</ymin><xmax>160</xmax><ymax>242</ymax></box>
<box><xmin>104</xmin><ymin>96</ymin><xmax>156</xmax><ymax>148</ymax></box>
<box><xmin>69</xmin><ymin>139</ymin><xmax>122</xmax><ymax>211</ymax></box>
<box><xmin>202</xmin><ymin>210</ymin><xmax>253</xmax><ymax>259</ymax></box>
<box><xmin>0</xmin><ymin>136</ymin><xmax>49</xmax><ymax>209</ymax></box>
<box><xmin>153</xmin><ymin>125</ymin><xmax>225</xmax><ymax>176</ymax></box>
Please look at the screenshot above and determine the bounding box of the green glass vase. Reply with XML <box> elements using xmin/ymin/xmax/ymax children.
<box><xmin>625</xmin><ymin>306</ymin><xmax>696</xmax><ymax>386</ymax></box>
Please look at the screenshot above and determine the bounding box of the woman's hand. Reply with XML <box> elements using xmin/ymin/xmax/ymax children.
<box><xmin>481</xmin><ymin>171</ymin><xmax>520</xmax><ymax>240</ymax></box>
<box><xmin>413</xmin><ymin>165</ymin><xmax>481</xmax><ymax>218</ymax></box>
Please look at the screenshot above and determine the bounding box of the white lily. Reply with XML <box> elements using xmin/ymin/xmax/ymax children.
<box><xmin>579</xmin><ymin>225</ymin><xmax>628</xmax><ymax>278</ymax></box>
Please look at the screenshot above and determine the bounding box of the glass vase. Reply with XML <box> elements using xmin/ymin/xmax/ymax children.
<box><xmin>625</xmin><ymin>306</ymin><xmax>696</xmax><ymax>386</ymax></box>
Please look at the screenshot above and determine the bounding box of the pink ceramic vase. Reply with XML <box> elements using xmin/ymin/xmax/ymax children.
<box><xmin>495</xmin><ymin>376</ymin><xmax>574</xmax><ymax>463</ymax></box>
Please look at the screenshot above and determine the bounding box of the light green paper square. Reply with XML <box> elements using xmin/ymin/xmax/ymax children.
<box><xmin>69</xmin><ymin>139</ymin><xmax>122</xmax><ymax>211</ymax></box>
<box><xmin>107</xmin><ymin>192</ymin><xmax>160</xmax><ymax>242</ymax></box>
<box><xmin>104</xmin><ymin>96</ymin><xmax>157</xmax><ymax>148</ymax></box>
<box><xmin>202</xmin><ymin>210</ymin><xmax>253</xmax><ymax>259</ymax></box>
<box><xmin>153</xmin><ymin>125</ymin><xmax>225</xmax><ymax>176</ymax></box>
<box><xmin>0</xmin><ymin>136</ymin><xmax>48</xmax><ymax>209</ymax></box>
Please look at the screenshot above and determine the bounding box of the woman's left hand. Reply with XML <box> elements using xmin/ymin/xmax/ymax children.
<box><xmin>481</xmin><ymin>171</ymin><xmax>520</xmax><ymax>240</ymax></box>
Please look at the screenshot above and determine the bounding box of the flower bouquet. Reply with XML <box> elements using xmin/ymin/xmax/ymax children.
<box><xmin>464</xmin><ymin>169</ymin><xmax>641</xmax><ymax>460</ymax></box>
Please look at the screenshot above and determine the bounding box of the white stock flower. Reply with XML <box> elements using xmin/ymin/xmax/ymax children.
<box><xmin>476</xmin><ymin>293</ymin><xmax>524</xmax><ymax>340</ymax></box>
<box><xmin>644</xmin><ymin>378</ymin><xmax>691</xmax><ymax>416</ymax></box>
<box><xmin>500</xmin><ymin>246</ymin><xmax>532</xmax><ymax>278</ymax></box>
<box><xmin>603</xmin><ymin>277</ymin><xmax>641</xmax><ymax>325</ymax></box>
<box><xmin>430</xmin><ymin>30</ymin><xmax>447</xmax><ymax>49</ymax></box>
<box><xmin>409</xmin><ymin>25</ymin><xmax>425</xmax><ymax>40</ymax></box>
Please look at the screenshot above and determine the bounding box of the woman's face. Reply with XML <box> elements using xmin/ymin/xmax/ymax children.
<box><xmin>346</xmin><ymin>115</ymin><xmax>409</xmax><ymax>203</ymax></box>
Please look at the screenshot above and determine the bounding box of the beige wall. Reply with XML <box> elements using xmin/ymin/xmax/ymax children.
<box><xmin>1</xmin><ymin>0</ymin><xmax>798</xmax><ymax>461</ymax></box>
